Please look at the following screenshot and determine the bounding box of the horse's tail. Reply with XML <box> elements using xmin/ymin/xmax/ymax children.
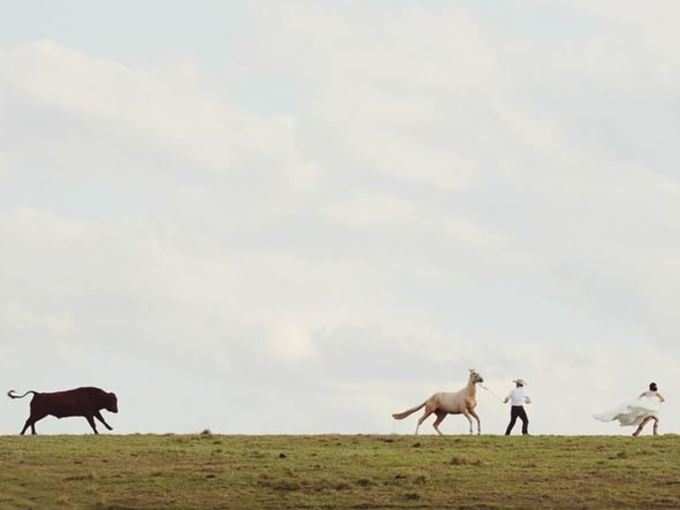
<box><xmin>392</xmin><ymin>401</ymin><xmax>427</xmax><ymax>420</ymax></box>
<box><xmin>7</xmin><ymin>390</ymin><xmax>38</xmax><ymax>400</ymax></box>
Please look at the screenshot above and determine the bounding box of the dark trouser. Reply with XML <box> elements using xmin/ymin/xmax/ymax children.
<box><xmin>505</xmin><ymin>405</ymin><xmax>529</xmax><ymax>435</ymax></box>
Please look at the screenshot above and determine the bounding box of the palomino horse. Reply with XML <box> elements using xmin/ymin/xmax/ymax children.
<box><xmin>392</xmin><ymin>369</ymin><xmax>484</xmax><ymax>435</ymax></box>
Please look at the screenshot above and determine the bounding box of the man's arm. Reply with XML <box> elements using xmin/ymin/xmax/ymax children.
<box><xmin>525</xmin><ymin>396</ymin><xmax>532</xmax><ymax>404</ymax></box>
<box><xmin>657</xmin><ymin>393</ymin><xmax>665</xmax><ymax>403</ymax></box>
<box><xmin>504</xmin><ymin>393</ymin><xmax>511</xmax><ymax>404</ymax></box>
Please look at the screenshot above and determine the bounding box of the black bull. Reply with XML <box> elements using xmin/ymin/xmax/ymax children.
<box><xmin>7</xmin><ymin>387</ymin><xmax>118</xmax><ymax>435</ymax></box>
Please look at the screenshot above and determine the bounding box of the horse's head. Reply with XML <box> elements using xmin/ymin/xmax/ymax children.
<box><xmin>468</xmin><ymin>368</ymin><xmax>484</xmax><ymax>384</ymax></box>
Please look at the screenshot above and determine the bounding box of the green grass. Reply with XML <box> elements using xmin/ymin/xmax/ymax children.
<box><xmin>0</xmin><ymin>434</ymin><xmax>678</xmax><ymax>509</ymax></box>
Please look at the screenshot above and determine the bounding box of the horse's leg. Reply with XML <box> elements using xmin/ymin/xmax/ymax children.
<box><xmin>432</xmin><ymin>411</ymin><xmax>446</xmax><ymax>436</ymax></box>
<box><xmin>469</xmin><ymin>409</ymin><xmax>481</xmax><ymax>435</ymax></box>
<box><xmin>462</xmin><ymin>410</ymin><xmax>473</xmax><ymax>435</ymax></box>
<box><xmin>415</xmin><ymin>408</ymin><xmax>434</xmax><ymax>435</ymax></box>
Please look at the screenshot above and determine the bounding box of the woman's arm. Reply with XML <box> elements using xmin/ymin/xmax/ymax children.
<box><xmin>657</xmin><ymin>393</ymin><xmax>665</xmax><ymax>403</ymax></box>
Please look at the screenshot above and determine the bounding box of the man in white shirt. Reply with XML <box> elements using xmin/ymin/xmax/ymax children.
<box><xmin>504</xmin><ymin>379</ymin><xmax>531</xmax><ymax>435</ymax></box>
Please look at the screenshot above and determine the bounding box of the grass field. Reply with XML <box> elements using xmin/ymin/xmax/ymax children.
<box><xmin>0</xmin><ymin>434</ymin><xmax>678</xmax><ymax>509</ymax></box>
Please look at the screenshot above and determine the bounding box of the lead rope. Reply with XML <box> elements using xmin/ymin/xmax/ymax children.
<box><xmin>480</xmin><ymin>384</ymin><xmax>505</xmax><ymax>403</ymax></box>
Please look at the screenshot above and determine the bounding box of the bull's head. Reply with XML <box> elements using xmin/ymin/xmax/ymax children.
<box><xmin>107</xmin><ymin>392</ymin><xmax>119</xmax><ymax>413</ymax></box>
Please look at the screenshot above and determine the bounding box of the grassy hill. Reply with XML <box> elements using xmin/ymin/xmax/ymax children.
<box><xmin>0</xmin><ymin>434</ymin><xmax>678</xmax><ymax>509</ymax></box>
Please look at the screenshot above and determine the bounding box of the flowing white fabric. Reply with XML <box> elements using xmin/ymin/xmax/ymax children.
<box><xmin>594</xmin><ymin>395</ymin><xmax>661</xmax><ymax>427</ymax></box>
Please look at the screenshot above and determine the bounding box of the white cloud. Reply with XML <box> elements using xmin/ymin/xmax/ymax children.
<box><xmin>244</xmin><ymin>3</ymin><xmax>496</xmax><ymax>192</ymax></box>
<box><xmin>267</xmin><ymin>319</ymin><xmax>316</xmax><ymax>361</ymax></box>
<box><xmin>0</xmin><ymin>41</ymin><xmax>316</xmax><ymax>192</ymax></box>
<box><xmin>569</xmin><ymin>1</ymin><xmax>680</xmax><ymax>67</ymax></box>
<box><xmin>323</xmin><ymin>192</ymin><xmax>498</xmax><ymax>248</ymax></box>
<box><xmin>324</xmin><ymin>193</ymin><xmax>416</xmax><ymax>227</ymax></box>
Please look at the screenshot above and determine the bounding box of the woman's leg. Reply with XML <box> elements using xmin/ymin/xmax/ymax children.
<box><xmin>633</xmin><ymin>416</ymin><xmax>653</xmax><ymax>437</ymax></box>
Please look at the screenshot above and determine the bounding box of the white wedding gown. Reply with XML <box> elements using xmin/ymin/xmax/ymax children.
<box><xmin>594</xmin><ymin>394</ymin><xmax>661</xmax><ymax>427</ymax></box>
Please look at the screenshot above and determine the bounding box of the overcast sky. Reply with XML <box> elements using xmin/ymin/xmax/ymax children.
<box><xmin>1</xmin><ymin>1</ymin><xmax>679</xmax><ymax>436</ymax></box>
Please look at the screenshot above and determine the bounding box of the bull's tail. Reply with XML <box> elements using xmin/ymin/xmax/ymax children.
<box><xmin>7</xmin><ymin>390</ymin><xmax>38</xmax><ymax>400</ymax></box>
<box><xmin>392</xmin><ymin>401</ymin><xmax>427</xmax><ymax>420</ymax></box>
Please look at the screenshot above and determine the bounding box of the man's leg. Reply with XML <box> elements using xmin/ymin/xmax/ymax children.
<box><xmin>519</xmin><ymin>407</ymin><xmax>529</xmax><ymax>435</ymax></box>
<box><xmin>505</xmin><ymin>407</ymin><xmax>519</xmax><ymax>436</ymax></box>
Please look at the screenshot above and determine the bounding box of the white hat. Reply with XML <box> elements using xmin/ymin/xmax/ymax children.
<box><xmin>513</xmin><ymin>378</ymin><xmax>527</xmax><ymax>386</ymax></box>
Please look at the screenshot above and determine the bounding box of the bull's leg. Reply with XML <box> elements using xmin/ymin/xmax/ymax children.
<box><xmin>462</xmin><ymin>410</ymin><xmax>473</xmax><ymax>435</ymax></box>
<box><xmin>432</xmin><ymin>411</ymin><xmax>446</xmax><ymax>436</ymax></box>
<box><xmin>94</xmin><ymin>411</ymin><xmax>113</xmax><ymax>431</ymax></box>
<box><xmin>85</xmin><ymin>415</ymin><xmax>99</xmax><ymax>434</ymax></box>
<box><xmin>415</xmin><ymin>408</ymin><xmax>434</xmax><ymax>435</ymax></box>
<box><xmin>469</xmin><ymin>409</ymin><xmax>481</xmax><ymax>435</ymax></box>
<box><xmin>22</xmin><ymin>412</ymin><xmax>46</xmax><ymax>435</ymax></box>
<box><xmin>20</xmin><ymin>418</ymin><xmax>31</xmax><ymax>436</ymax></box>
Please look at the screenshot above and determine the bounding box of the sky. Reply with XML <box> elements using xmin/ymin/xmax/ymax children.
<box><xmin>1</xmin><ymin>1</ymin><xmax>679</xmax><ymax>436</ymax></box>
